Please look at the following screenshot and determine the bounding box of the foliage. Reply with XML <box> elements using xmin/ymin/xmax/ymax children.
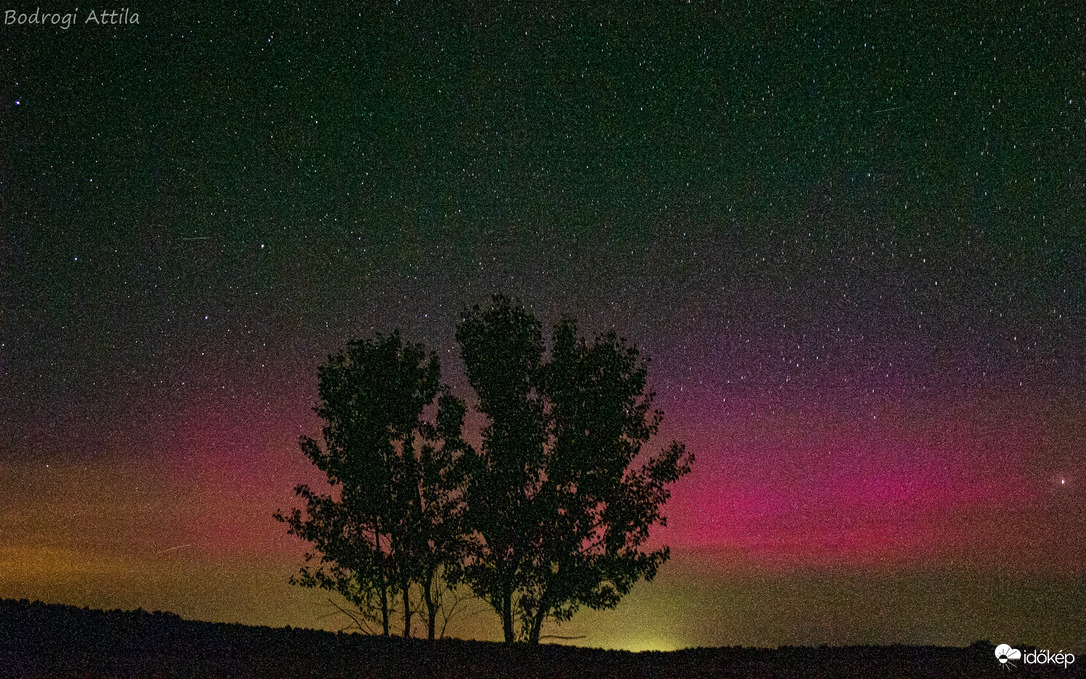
<box><xmin>279</xmin><ymin>299</ymin><xmax>691</xmax><ymax>644</ymax></box>
<box><xmin>275</xmin><ymin>331</ymin><xmax>465</xmax><ymax>639</ymax></box>
<box><xmin>456</xmin><ymin>296</ymin><xmax>693</xmax><ymax>644</ymax></box>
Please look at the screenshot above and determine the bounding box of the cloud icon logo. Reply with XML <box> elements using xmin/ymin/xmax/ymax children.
<box><xmin>995</xmin><ymin>644</ymin><xmax>1022</xmax><ymax>666</ymax></box>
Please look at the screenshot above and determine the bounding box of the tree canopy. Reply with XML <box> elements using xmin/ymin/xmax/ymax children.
<box><xmin>457</xmin><ymin>296</ymin><xmax>693</xmax><ymax>643</ymax></box>
<box><xmin>278</xmin><ymin>297</ymin><xmax>691</xmax><ymax>644</ymax></box>
<box><xmin>274</xmin><ymin>331</ymin><xmax>465</xmax><ymax>639</ymax></box>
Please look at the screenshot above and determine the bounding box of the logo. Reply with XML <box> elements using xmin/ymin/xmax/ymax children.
<box><xmin>995</xmin><ymin>644</ymin><xmax>1076</xmax><ymax>670</ymax></box>
<box><xmin>995</xmin><ymin>644</ymin><xmax>1022</xmax><ymax>668</ymax></box>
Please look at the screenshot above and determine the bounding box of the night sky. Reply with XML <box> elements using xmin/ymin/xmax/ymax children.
<box><xmin>2</xmin><ymin>3</ymin><xmax>1084</xmax><ymax>651</ymax></box>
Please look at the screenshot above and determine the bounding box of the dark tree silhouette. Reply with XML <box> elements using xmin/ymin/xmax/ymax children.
<box><xmin>411</xmin><ymin>390</ymin><xmax>472</xmax><ymax>640</ymax></box>
<box><xmin>275</xmin><ymin>331</ymin><xmax>466</xmax><ymax>639</ymax></box>
<box><xmin>456</xmin><ymin>296</ymin><xmax>693</xmax><ymax>644</ymax></box>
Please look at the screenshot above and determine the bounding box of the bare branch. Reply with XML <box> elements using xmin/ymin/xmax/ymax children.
<box><xmin>324</xmin><ymin>598</ymin><xmax>378</xmax><ymax>635</ymax></box>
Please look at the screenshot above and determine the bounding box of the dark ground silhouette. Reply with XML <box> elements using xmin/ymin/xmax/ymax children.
<box><xmin>1</xmin><ymin>599</ymin><xmax>1079</xmax><ymax>678</ymax></box>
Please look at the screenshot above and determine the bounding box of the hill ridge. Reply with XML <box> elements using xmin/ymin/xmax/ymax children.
<box><xmin>0</xmin><ymin>598</ymin><xmax>1070</xmax><ymax>678</ymax></box>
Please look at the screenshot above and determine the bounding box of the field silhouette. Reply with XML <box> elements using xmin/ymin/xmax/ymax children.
<box><xmin>4</xmin><ymin>599</ymin><xmax>1078</xmax><ymax>678</ymax></box>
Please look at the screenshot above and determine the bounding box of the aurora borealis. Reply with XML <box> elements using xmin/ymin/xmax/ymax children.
<box><xmin>2</xmin><ymin>3</ymin><xmax>1084</xmax><ymax>652</ymax></box>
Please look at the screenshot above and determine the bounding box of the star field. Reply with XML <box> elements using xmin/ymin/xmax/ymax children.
<box><xmin>1</xmin><ymin>2</ymin><xmax>1084</xmax><ymax>650</ymax></box>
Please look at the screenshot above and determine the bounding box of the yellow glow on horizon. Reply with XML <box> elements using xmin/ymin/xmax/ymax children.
<box><xmin>606</xmin><ymin>636</ymin><xmax>687</xmax><ymax>653</ymax></box>
<box><xmin>0</xmin><ymin>546</ymin><xmax>130</xmax><ymax>579</ymax></box>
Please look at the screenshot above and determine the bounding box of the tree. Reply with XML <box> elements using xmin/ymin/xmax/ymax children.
<box><xmin>456</xmin><ymin>296</ymin><xmax>693</xmax><ymax>644</ymax></box>
<box><xmin>275</xmin><ymin>331</ymin><xmax>466</xmax><ymax>639</ymax></box>
<box><xmin>409</xmin><ymin>390</ymin><xmax>472</xmax><ymax>640</ymax></box>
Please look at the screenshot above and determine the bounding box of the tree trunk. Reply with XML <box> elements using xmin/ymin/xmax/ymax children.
<box><xmin>402</xmin><ymin>581</ymin><xmax>412</xmax><ymax>638</ymax></box>
<box><xmin>528</xmin><ymin>601</ymin><xmax>547</xmax><ymax>645</ymax></box>
<box><xmin>423</xmin><ymin>573</ymin><xmax>437</xmax><ymax>640</ymax></box>
<box><xmin>376</xmin><ymin>530</ymin><xmax>389</xmax><ymax>636</ymax></box>
<box><xmin>380</xmin><ymin>586</ymin><xmax>389</xmax><ymax>636</ymax></box>
<box><xmin>501</xmin><ymin>583</ymin><xmax>515</xmax><ymax>644</ymax></box>
<box><xmin>527</xmin><ymin>586</ymin><xmax>548</xmax><ymax>645</ymax></box>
